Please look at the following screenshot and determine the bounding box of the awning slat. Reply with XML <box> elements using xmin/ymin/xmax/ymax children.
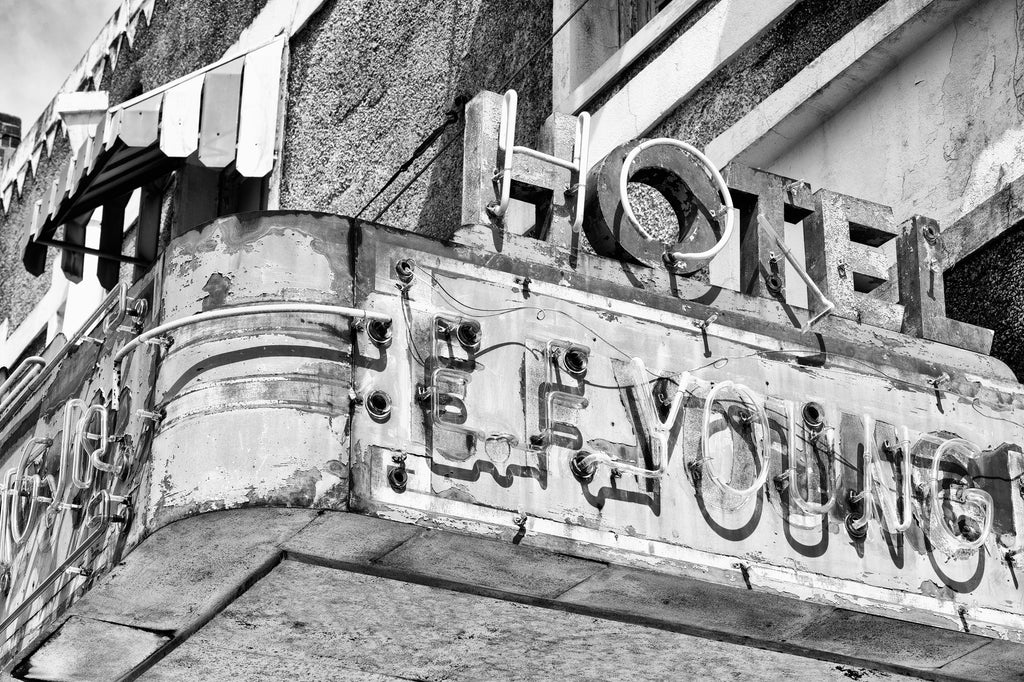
<box><xmin>26</xmin><ymin>37</ymin><xmax>287</xmax><ymax>277</ymax></box>
<box><xmin>69</xmin><ymin>142</ymin><xmax>89</xmax><ymax>197</ymax></box>
<box><xmin>86</xmin><ymin>117</ymin><xmax>107</xmax><ymax>175</ymax></box>
<box><xmin>48</xmin><ymin>159</ymin><xmax>70</xmax><ymax>219</ymax></box>
<box><xmin>160</xmin><ymin>74</ymin><xmax>204</xmax><ymax>158</ymax></box>
<box><xmin>236</xmin><ymin>40</ymin><xmax>284</xmax><ymax>177</ymax></box>
<box><xmin>119</xmin><ymin>93</ymin><xmax>162</xmax><ymax>148</ymax></box>
<box><xmin>198</xmin><ymin>57</ymin><xmax>244</xmax><ymax>168</ymax></box>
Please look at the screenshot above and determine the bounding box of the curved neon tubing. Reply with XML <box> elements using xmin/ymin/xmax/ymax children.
<box><xmin>786</xmin><ymin>423</ymin><xmax>842</xmax><ymax>516</ymax></box>
<box><xmin>930</xmin><ymin>438</ymin><xmax>993</xmax><ymax>551</ymax></box>
<box><xmin>578</xmin><ymin>362</ymin><xmax>686</xmax><ymax>480</ymax></box>
<box><xmin>115</xmin><ymin>303</ymin><xmax>389</xmax><ymax>367</ymax></box>
<box><xmin>112</xmin><ymin>303</ymin><xmax>390</xmax><ymax>397</ymax></box>
<box><xmin>83</xmin><ymin>405</ymin><xmax>117</xmax><ymax>474</ymax></box>
<box><xmin>701</xmin><ymin>381</ymin><xmax>770</xmax><ymax>499</ymax></box>
<box><xmin>0</xmin><ymin>470</ymin><xmax>15</xmax><ymax>564</ymax></box>
<box><xmin>618</xmin><ymin>138</ymin><xmax>735</xmax><ymax>271</ymax></box>
<box><xmin>850</xmin><ymin>432</ymin><xmax>914</xmax><ymax>534</ymax></box>
<box><xmin>0</xmin><ymin>357</ymin><xmax>45</xmax><ymax>413</ymax></box>
<box><xmin>9</xmin><ymin>439</ymin><xmax>50</xmax><ymax>547</ymax></box>
<box><xmin>495</xmin><ymin>90</ymin><xmax>590</xmax><ymax>230</ymax></box>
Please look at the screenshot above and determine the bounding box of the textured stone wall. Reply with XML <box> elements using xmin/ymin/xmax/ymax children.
<box><xmin>945</xmin><ymin>227</ymin><xmax>1024</xmax><ymax>380</ymax></box>
<box><xmin>648</xmin><ymin>0</ymin><xmax>888</xmax><ymax>148</ymax></box>
<box><xmin>280</xmin><ymin>0</ymin><xmax>552</xmax><ymax>239</ymax></box>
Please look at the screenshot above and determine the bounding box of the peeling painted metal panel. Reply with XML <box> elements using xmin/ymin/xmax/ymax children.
<box><xmin>348</xmin><ymin>223</ymin><xmax>1024</xmax><ymax>641</ymax></box>
<box><xmin>149</xmin><ymin>213</ymin><xmax>357</xmax><ymax>527</ymax></box>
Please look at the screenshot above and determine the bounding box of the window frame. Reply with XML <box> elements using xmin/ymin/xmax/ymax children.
<box><xmin>553</xmin><ymin>0</ymin><xmax>705</xmax><ymax>115</ymax></box>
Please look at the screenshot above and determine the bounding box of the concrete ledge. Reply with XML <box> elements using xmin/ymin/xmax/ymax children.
<box><xmin>9</xmin><ymin>508</ymin><xmax>1023</xmax><ymax>680</ymax></box>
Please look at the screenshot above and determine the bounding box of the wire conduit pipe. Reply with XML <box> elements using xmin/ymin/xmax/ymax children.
<box><xmin>112</xmin><ymin>303</ymin><xmax>392</xmax><ymax>394</ymax></box>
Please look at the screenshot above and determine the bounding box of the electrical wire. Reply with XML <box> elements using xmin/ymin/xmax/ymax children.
<box><xmin>409</xmin><ymin>266</ymin><xmax>1024</xmax><ymax>427</ymax></box>
<box><xmin>355</xmin><ymin>98</ymin><xmax>468</xmax><ymax>220</ymax></box>
<box><xmin>358</xmin><ymin>0</ymin><xmax>598</xmax><ymax>223</ymax></box>
<box><xmin>370</xmin><ymin>134</ymin><xmax>462</xmax><ymax>223</ymax></box>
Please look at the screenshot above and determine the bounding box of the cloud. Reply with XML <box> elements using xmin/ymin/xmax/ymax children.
<box><xmin>0</xmin><ymin>0</ymin><xmax>122</xmax><ymax>134</ymax></box>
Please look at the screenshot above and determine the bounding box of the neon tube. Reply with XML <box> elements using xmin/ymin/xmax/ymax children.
<box><xmin>579</xmin><ymin>359</ymin><xmax>685</xmax><ymax>479</ymax></box>
<box><xmin>783</xmin><ymin>414</ymin><xmax>841</xmax><ymax>516</ymax></box>
<box><xmin>495</xmin><ymin>90</ymin><xmax>591</xmax><ymax>232</ymax></box>
<box><xmin>112</xmin><ymin>302</ymin><xmax>390</xmax><ymax>395</ymax></box>
<box><xmin>849</xmin><ymin>426</ymin><xmax>914</xmax><ymax>535</ymax></box>
<box><xmin>700</xmin><ymin>380</ymin><xmax>770</xmax><ymax>499</ymax></box>
<box><xmin>930</xmin><ymin>438</ymin><xmax>993</xmax><ymax>551</ymax></box>
<box><xmin>618</xmin><ymin>138</ymin><xmax>735</xmax><ymax>272</ymax></box>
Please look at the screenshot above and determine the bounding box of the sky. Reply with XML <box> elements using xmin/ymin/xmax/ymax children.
<box><xmin>0</xmin><ymin>0</ymin><xmax>122</xmax><ymax>134</ymax></box>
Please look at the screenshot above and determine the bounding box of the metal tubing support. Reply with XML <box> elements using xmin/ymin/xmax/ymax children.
<box><xmin>757</xmin><ymin>212</ymin><xmax>836</xmax><ymax>332</ymax></box>
<box><xmin>112</xmin><ymin>303</ymin><xmax>391</xmax><ymax>395</ymax></box>
<box><xmin>0</xmin><ymin>358</ymin><xmax>45</xmax><ymax>417</ymax></box>
<box><xmin>0</xmin><ymin>527</ymin><xmax>104</xmax><ymax>638</ymax></box>
<box><xmin>0</xmin><ymin>283</ymin><xmax>129</xmax><ymax>427</ymax></box>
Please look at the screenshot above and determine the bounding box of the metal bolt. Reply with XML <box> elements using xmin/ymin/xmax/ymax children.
<box><xmin>366</xmin><ymin>319</ymin><xmax>393</xmax><ymax>346</ymax></box>
<box><xmin>696</xmin><ymin>312</ymin><xmax>719</xmax><ymax>330</ymax></box>
<box><xmin>136</xmin><ymin>409</ymin><xmax>162</xmax><ymax>423</ymax></box>
<box><xmin>365</xmin><ymin>390</ymin><xmax>393</xmax><ymax>421</ymax></box>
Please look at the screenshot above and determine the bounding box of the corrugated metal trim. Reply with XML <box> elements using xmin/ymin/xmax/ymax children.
<box><xmin>0</xmin><ymin>0</ymin><xmax>155</xmax><ymax>210</ymax></box>
<box><xmin>25</xmin><ymin>37</ymin><xmax>287</xmax><ymax>264</ymax></box>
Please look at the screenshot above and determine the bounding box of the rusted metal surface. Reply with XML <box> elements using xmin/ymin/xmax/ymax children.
<box><xmin>0</xmin><ymin>202</ymin><xmax>1022</xmax><ymax>671</ymax></box>
<box><xmin>897</xmin><ymin>215</ymin><xmax>993</xmax><ymax>354</ymax></box>
<box><xmin>148</xmin><ymin>212</ymin><xmax>359</xmax><ymax>528</ymax></box>
<box><xmin>348</xmin><ymin>218</ymin><xmax>1024</xmax><ymax>641</ymax></box>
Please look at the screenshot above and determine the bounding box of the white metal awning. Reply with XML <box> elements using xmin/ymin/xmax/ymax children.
<box><xmin>25</xmin><ymin>36</ymin><xmax>286</xmax><ymax>265</ymax></box>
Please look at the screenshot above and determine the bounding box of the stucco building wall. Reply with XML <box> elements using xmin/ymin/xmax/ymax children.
<box><xmin>764</xmin><ymin>0</ymin><xmax>1020</xmax><ymax>231</ymax></box>
<box><xmin>279</xmin><ymin>0</ymin><xmax>553</xmax><ymax>239</ymax></box>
